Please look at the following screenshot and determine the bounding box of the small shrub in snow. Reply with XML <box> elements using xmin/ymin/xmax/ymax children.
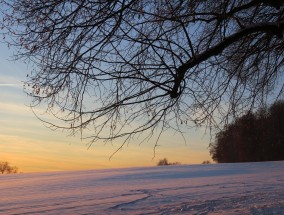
<box><xmin>157</xmin><ymin>158</ymin><xmax>180</xmax><ymax>166</ymax></box>
<box><xmin>202</xmin><ymin>160</ymin><xmax>211</xmax><ymax>164</ymax></box>
<box><xmin>0</xmin><ymin>161</ymin><xmax>19</xmax><ymax>174</ymax></box>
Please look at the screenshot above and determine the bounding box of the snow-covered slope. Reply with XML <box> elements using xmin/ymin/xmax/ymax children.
<box><xmin>0</xmin><ymin>161</ymin><xmax>283</xmax><ymax>214</ymax></box>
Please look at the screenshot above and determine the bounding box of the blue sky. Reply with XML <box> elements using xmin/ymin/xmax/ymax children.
<box><xmin>0</xmin><ymin>40</ymin><xmax>212</xmax><ymax>173</ymax></box>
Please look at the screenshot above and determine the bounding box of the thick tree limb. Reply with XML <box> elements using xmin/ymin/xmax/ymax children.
<box><xmin>171</xmin><ymin>21</ymin><xmax>284</xmax><ymax>98</ymax></box>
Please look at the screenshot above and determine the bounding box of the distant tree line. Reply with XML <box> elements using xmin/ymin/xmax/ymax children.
<box><xmin>0</xmin><ymin>161</ymin><xmax>19</xmax><ymax>174</ymax></box>
<box><xmin>210</xmin><ymin>101</ymin><xmax>284</xmax><ymax>163</ymax></box>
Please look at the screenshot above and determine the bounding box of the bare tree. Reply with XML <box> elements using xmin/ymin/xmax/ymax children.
<box><xmin>0</xmin><ymin>1</ymin><xmax>283</xmax><ymax>152</ymax></box>
<box><xmin>0</xmin><ymin>161</ymin><xmax>19</xmax><ymax>174</ymax></box>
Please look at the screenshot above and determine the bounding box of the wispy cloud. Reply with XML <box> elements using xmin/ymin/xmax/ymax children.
<box><xmin>0</xmin><ymin>83</ymin><xmax>19</xmax><ymax>87</ymax></box>
<box><xmin>0</xmin><ymin>75</ymin><xmax>23</xmax><ymax>87</ymax></box>
<box><xmin>0</xmin><ymin>102</ymin><xmax>29</xmax><ymax>114</ymax></box>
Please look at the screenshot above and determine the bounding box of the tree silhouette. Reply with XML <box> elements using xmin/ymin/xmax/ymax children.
<box><xmin>0</xmin><ymin>161</ymin><xmax>19</xmax><ymax>174</ymax></box>
<box><xmin>157</xmin><ymin>158</ymin><xmax>180</xmax><ymax>166</ymax></box>
<box><xmin>210</xmin><ymin>101</ymin><xmax>284</xmax><ymax>163</ymax></box>
<box><xmin>202</xmin><ymin>160</ymin><xmax>211</xmax><ymax>164</ymax></box>
<box><xmin>157</xmin><ymin>158</ymin><xmax>170</xmax><ymax>166</ymax></box>
<box><xmin>0</xmin><ymin>1</ymin><xmax>283</xmax><ymax>150</ymax></box>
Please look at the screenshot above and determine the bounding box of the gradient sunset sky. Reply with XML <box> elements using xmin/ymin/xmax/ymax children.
<box><xmin>0</xmin><ymin>40</ymin><xmax>212</xmax><ymax>173</ymax></box>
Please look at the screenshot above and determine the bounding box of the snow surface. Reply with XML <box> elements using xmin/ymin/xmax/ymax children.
<box><xmin>0</xmin><ymin>161</ymin><xmax>283</xmax><ymax>214</ymax></box>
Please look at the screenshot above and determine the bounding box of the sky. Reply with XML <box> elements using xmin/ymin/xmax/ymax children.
<box><xmin>0</xmin><ymin>41</ymin><xmax>212</xmax><ymax>173</ymax></box>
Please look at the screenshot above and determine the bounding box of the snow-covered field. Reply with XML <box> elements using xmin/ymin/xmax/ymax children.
<box><xmin>0</xmin><ymin>161</ymin><xmax>283</xmax><ymax>214</ymax></box>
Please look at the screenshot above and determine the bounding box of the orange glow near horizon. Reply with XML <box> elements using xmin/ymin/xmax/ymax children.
<box><xmin>0</xmin><ymin>133</ymin><xmax>212</xmax><ymax>173</ymax></box>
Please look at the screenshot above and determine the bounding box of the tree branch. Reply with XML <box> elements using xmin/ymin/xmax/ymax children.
<box><xmin>171</xmin><ymin>21</ymin><xmax>284</xmax><ymax>98</ymax></box>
